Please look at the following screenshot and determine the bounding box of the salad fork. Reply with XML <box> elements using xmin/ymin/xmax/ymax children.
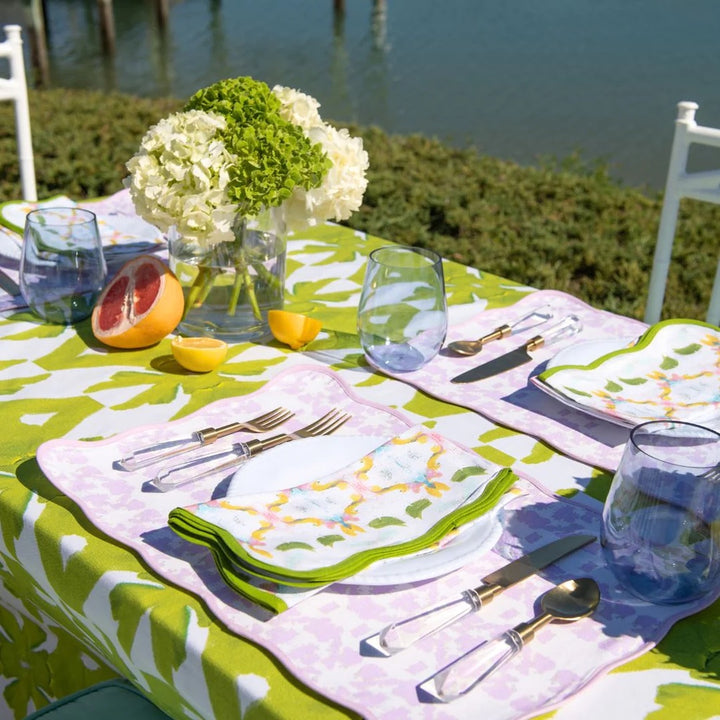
<box><xmin>119</xmin><ymin>406</ymin><xmax>295</xmax><ymax>471</ymax></box>
<box><xmin>151</xmin><ymin>408</ymin><xmax>352</xmax><ymax>492</ymax></box>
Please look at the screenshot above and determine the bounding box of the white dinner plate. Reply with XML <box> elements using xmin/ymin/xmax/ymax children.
<box><xmin>227</xmin><ymin>435</ymin><xmax>507</xmax><ymax>586</ymax></box>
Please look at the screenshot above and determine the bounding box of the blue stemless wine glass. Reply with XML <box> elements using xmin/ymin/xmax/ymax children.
<box><xmin>601</xmin><ymin>420</ymin><xmax>720</xmax><ymax>604</ymax></box>
<box><xmin>357</xmin><ymin>245</ymin><xmax>448</xmax><ymax>372</ymax></box>
<box><xmin>20</xmin><ymin>207</ymin><xmax>107</xmax><ymax>324</ymax></box>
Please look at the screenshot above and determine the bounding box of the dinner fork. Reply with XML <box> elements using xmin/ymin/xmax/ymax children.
<box><xmin>119</xmin><ymin>406</ymin><xmax>295</xmax><ymax>471</ymax></box>
<box><xmin>150</xmin><ymin>408</ymin><xmax>352</xmax><ymax>492</ymax></box>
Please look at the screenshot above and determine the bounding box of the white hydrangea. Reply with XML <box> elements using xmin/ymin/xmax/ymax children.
<box><xmin>125</xmin><ymin>109</ymin><xmax>237</xmax><ymax>248</ymax></box>
<box><xmin>272</xmin><ymin>85</ymin><xmax>323</xmax><ymax>131</ymax></box>
<box><xmin>127</xmin><ymin>86</ymin><xmax>369</xmax><ymax>244</ymax></box>
<box><xmin>280</xmin><ymin>124</ymin><xmax>369</xmax><ymax>230</ymax></box>
<box><xmin>272</xmin><ymin>85</ymin><xmax>369</xmax><ymax>231</ymax></box>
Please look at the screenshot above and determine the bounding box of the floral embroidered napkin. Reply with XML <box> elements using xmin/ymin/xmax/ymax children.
<box><xmin>168</xmin><ymin>426</ymin><xmax>517</xmax><ymax>613</ymax></box>
<box><xmin>0</xmin><ymin>192</ymin><xmax>164</xmax><ymax>246</ymax></box>
<box><xmin>533</xmin><ymin>318</ymin><xmax>720</xmax><ymax>427</ymax></box>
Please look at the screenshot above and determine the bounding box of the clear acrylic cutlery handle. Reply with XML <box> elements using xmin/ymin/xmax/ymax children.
<box><xmin>431</xmin><ymin>629</ymin><xmax>524</xmax><ymax>701</ymax></box>
<box><xmin>509</xmin><ymin>303</ymin><xmax>554</xmax><ymax>334</ymax></box>
<box><xmin>527</xmin><ymin>313</ymin><xmax>583</xmax><ymax>351</ymax></box>
<box><xmin>378</xmin><ymin>590</ymin><xmax>482</xmax><ymax>655</ymax></box>
<box><xmin>150</xmin><ymin>442</ymin><xmax>252</xmax><ymax>492</ymax></box>
<box><xmin>119</xmin><ymin>435</ymin><xmax>206</xmax><ymax>471</ymax></box>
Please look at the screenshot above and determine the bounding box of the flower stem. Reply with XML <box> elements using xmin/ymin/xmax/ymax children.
<box><xmin>250</xmin><ymin>261</ymin><xmax>282</xmax><ymax>293</ymax></box>
<box><xmin>183</xmin><ymin>265</ymin><xmax>215</xmax><ymax>320</ymax></box>
<box><xmin>228</xmin><ymin>264</ymin><xmax>244</xmax><ymax>316</ymax></box>
<box><xmin>241</xmin><ymin>261</ymin><xmax>262</xmax><ymax>320</ymax></box>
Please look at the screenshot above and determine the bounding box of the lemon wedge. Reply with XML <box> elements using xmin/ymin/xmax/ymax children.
<box><xmin>171</xmin><ymin>336</ymin><xmax>228</xmax><ymax>372</ymax></box>
<box><xmin>268</xmin><ymin>310</ymin><xmax>322</xmax><ymax>350</ymax></box>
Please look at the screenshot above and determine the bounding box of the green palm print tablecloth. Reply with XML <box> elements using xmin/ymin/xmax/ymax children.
<box><xmin>1</xmin><ymin>191</ymin><xmax>719</xmax><ymax>719</ymax></box>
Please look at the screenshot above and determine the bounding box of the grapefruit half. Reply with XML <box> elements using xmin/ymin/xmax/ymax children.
<box><xmin>91</xmin><ymin>255</ymin><xmax>185</xmax><ymax>349</ymax></box>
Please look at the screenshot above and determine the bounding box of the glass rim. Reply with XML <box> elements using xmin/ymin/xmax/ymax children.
<box><xmin>368</xmin><ymin>244</ymin><xmax>442</xmax><ymax>266</ymax></box>
<box><xmin>25</xmin><ymin>207</ymin><xmax>98</xmax><ymax>226</ymax></box>
<box><xmin>629</xmin><ymin>419</ymin><xmax>720</xmax><ymax>469</ymax></box>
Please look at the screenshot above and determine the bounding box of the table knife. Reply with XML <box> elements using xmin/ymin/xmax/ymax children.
<box><xmin>376</xmin><ymin>533</ymin><xmax>595</xmax><ymax>655</ymax></box>
<box><xmin>450</xmin><ymin>313</ymin><xmax>583</xmax><ymax>383</ymax></box>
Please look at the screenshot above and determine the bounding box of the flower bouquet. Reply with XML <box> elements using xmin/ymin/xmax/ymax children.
<box><xmin>125</xmin><ymin>77</ymin><xmax>369</xmax><ymax>342</ymax></box>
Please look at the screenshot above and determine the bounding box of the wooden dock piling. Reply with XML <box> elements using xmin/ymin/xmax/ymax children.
<box><xmin>97</xmin><ymin>0</ymin><xmax>116</xmax><ymax>54</ymax></box>
<box><xmin>27</xmin><ymin>0</ymin><xmax>49</xmax><ymax>85</ymax></box>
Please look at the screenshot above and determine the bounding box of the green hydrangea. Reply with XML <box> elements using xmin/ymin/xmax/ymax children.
<box><xmin>184</xmin><ymin>77</ymin><xmax>331</xmax><ymax>217</ymax></box>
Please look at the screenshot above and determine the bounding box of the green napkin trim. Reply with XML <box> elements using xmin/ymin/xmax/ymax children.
<box><xmin>168</xmin><ymin>467</ymin><xmax>517</xmax><ymax>589</ymax></box>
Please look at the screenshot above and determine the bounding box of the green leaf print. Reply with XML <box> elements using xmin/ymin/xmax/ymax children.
<box><xmin>317</xmin><ymin>535</ymin><xmax>345</xmax><ymax>547</ymax></box>
<box><xmin>520</xmin><ymin>441</ymin><xmax>556</xmax><ymax>466</ymax></box>
<box><xmin>619</xmin><ymin>377</ymin><xmax>648</xmax><ymax>385</ymax></box>
<box><xmin>450</xmin><ymin>466</ymin><xmax>487</xmax><ymax>483</ymax></box>
<box><xmin>660</xmin><ymin>356</ymin><xmax>679</xmax><ymax>370</ymax></box>
<box><xmin>368</xmin><ymin>516</ymin><xmax>405</xmax><ymax>529</ymax></box>
<box><xmin>276</xmin><ymin>542</ymin><xmax>314</xmax><ymax>552</ymax></box>
<box><xmin>605</xmin><ymin>380</ymin><xmax>623</xmax><ymax>392</ymax></box>
<box><xmin>0</xmin><ymin>371</ymin><xmax>51</xmax><ymax>396</ymax></box>
<box><xmin>673</xmin><ymin>343</ymin><xmax>702</xmax><ymax>355</ymax></box>
<box><xmin>406</xmin><ymin>499</ymin><xmax>432</xmax><ymax>518</ymax></box>
<box><xmin>649</xmin><ymin>683</ymin><xmax>720</xmax><ymax>719</ymax></box>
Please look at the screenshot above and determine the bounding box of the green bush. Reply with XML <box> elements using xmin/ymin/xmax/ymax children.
<box><xmin>0</xmin><ymin>89</ymin><xmax>717</xmax><ymax>322</ymax></box>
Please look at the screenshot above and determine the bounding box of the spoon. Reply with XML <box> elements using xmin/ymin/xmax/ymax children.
<box><xmin>447</xmin><ymin>305</ymin><xmax>554</xmax><ymax>356</ymax></box>
<box><xmin>428</xmin><ymin>577</ymin><xmax>601</xmax><ymax>701</ymax></box>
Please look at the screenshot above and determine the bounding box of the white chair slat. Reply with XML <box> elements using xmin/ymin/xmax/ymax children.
<box><xmin>645</xmin><ymin>101</ymin><xmax>720</xmax><ymax>326</ymax></box>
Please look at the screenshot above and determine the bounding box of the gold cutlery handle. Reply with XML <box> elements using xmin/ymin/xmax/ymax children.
<box><xmin>479</xmin><ymin>324</ymin><xmax>513</xmax><ymax>344</ymax></box>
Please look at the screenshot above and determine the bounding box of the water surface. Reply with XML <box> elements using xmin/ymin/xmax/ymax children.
<box><xmin>7</xmin><ymin>0</ymin><xmax>720</xmax><ymax>188</ymax></box>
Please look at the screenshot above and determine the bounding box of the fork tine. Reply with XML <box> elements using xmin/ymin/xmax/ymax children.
<box><xmin>313</xmin><ymin>413</ymin><xmax>351</xmax><ymax>437</ymax></box>
<box><xmin>253</xmin><ymin>407</ymin><xmax>294</xmax><ymax>429</ymax></box>
<box><xmin>294</xmin><ymin>409</ymin><xmax>343</xmax><ymax>436</ymax></box>
<box><xmin>298</xmin><ymin>409</ymin><xmax>351</xmax><ymax>437</ymax></box>
<box><xmin>248</xmin><ymin>406</ymin><xmax>290</xmax><ymax>426</ymax></box>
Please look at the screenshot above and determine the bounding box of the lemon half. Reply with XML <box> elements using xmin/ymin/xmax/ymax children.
<box><xmin>171</xmin><ymin>336</ymin><xmax>228</xmax><ymax>372</ymax></box>
<box><xmin>268</xmin><ymin>310</ymin><xmax>322</xmax><ymax>350</ymax></box>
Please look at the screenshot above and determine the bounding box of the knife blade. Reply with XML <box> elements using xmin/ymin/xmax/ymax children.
<box><xmin>375</xmin><ymin>533</ymin><xmax>595</xmax><ymax>655</ymax></box>
<box><xmin>451</xmin><ymin>313</ymin><xmax>583</xmax><ymax>383</ymax></box>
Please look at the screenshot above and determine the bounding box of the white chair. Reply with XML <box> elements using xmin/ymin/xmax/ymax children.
<box><xmin>0</xmin><ymin>24</ymin><xmax>37</xmax><ymax>202</ymax></box>
<box><xmin>645</xmin><ymin>101</ymin><xmax>720</xmax><ymax>326</ymax></box>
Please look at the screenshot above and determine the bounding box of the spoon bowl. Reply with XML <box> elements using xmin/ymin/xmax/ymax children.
<box><xmin>540</xmin><ymin>577</ymin><xmax>601</xmax><ymax>621</ymax></box>
<box><xmin>447</xmin><ymin>338</ymin><xmax>487</xmax><ymax>355</ymax></box>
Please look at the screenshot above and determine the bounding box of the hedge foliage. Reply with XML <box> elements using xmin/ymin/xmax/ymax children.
<box><xmin>0</xmin><ymin>88</ymin><xmax>717</xmax><ymax>322</ymax></box>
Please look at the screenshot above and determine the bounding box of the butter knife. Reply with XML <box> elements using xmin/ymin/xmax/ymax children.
<box><xmin>376</xmin><ymin>533</ymin><xmax>595</xmax><ymax>655</ymax></box>
<box><xmin>450</xmin><ymin>313</ymin><xmax>582</xmax><ymax>383</ymax></box>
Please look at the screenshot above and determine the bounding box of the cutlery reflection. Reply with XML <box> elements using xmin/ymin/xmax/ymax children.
<box><xmin>150</xmin><ymin>408</ymin><xmax>351</xmax><ymax>492</ymax></box>
<box><xmin>119</xmin><ymin>407</ymin><xmax>295</xmax><ymax>471</ymax></box>
<box><xmin>423</xmin><ymin>577</ymin><xmax>601</xmax><ymax>702</ymax></box>
<box><xmin>446</xmin><ymin>304</ymin><xmax>554</xmax><ymax>356</ymax></box>
<box><xmin>377</xmin><ymin>534</ymin><xmax>595</xmax><ymax>655</ymax></box>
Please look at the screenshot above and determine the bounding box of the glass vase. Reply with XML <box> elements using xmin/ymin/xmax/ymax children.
<box><xmin>168</xmin><ymin>214</ymin><xmax>286</xmax><ymax>343</ymax></box>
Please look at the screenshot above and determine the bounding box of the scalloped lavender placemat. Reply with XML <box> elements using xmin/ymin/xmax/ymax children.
<box><xmin>35</xmin><ymin>364</ymin><xmax>719</xmax><ymax>720</ymax></box>
<box><xmin>377</xmin><ymin>289</ymin><xmax>648</xmax><ymax>471</ymax></box>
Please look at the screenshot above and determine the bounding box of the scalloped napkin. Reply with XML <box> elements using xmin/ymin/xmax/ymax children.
<box><xmin>0</xmin><ymin>191</ymin><xmax>164</xmax><ymax>246</ymax></box>
<box><xmin>168</xmin><ymin>426</ymin><xmax>517</xmax><ymax>613</ymax></box>
<box><xmin>533</xmin><ymin>319</ymin><xmax>720</xmax><ymax>427</ymax></box>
